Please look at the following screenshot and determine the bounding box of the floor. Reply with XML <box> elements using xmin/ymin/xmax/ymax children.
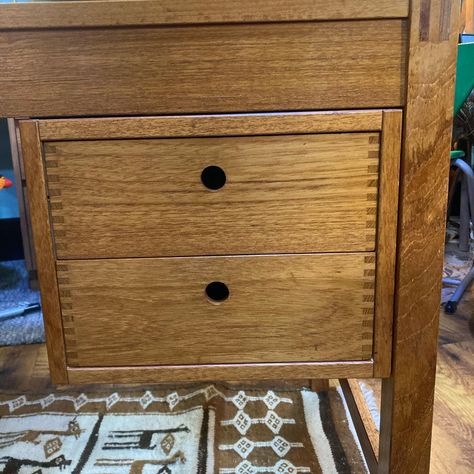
<box><xmin>0</xmin><ymin>291</ymin><xmax>473</xmax><ymax>473</ymax></box>
<box><xmin>361</xmin><ymin>287</ymin><xmax>474</xmax><ymax>474</ymax></box>
<box><xmin>427</xmin><ymin>289</ymin><xmax>473</xmax><ymax>473</ymax></box>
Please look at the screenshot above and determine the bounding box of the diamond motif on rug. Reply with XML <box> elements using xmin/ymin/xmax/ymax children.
<box><xmin>232</xmin><ymin>391</ymin><xmax>250</xmax><ymax>409</ymax></box>
<box><xmin>161</xmin><ymin>432</ymin><xmax>176</xmax><ymax>454</ymax></box>
<box><xmin>235</xmin><ymin>460</ymin><xmax>255</xmax><ymax>474</ymax></box>
<box><xmin>264</xmin><ymin>410</ymin><xmax>284</xmax><ymax>434</ymax></box>
<box><xmin>271</xmin><ymin>436</ymin><xmax>292</xmax><ymax>457</ymax></box>
<box><xmin>139</xmin><ymin>390</ymin><xmax>154</xmax><ymax>409</ymax></box>
<box><xmin>204</xmin><ymin>385</ymin><xmax>220</xmax><ymax>401</ymax></box>
<box><xmin>230</xmin><ymin>410</ymin><xmax>253</xmax><ymax>435</ymax></box>
<box><xmin>73</xmin><ymin>394</ymin><xmax>88</xmax><ymax>411</ymax></box>
<box><xmin>219</xmin><ymin>435</ymin><xmax>303</xmax><ymax>460</ymax></box>
<box><xmin>40</xmin><ymin>394</ymin><xmax>55</xmax><ymax>409</ymax></box>
<box><xmin>263</xmin><ymin>391</ymin><xmax>281</xmax><ymax>410</ymax></box>
<box><xmin>105</xmin><ymin>392</ymin><xmax>119</xmax><ymax>410</ymax></box>
<box><xmin>235</xmin><ymin>437</ymin><xmax>255</xmax><ymax>458</ymax></box>
<box><xmin>167</xmin><ymin>391</ymin><xmax>180</xmax><ymax>410</ymax></box>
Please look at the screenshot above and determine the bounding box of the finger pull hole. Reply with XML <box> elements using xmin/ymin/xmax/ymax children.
<box><xmin>201</xmin><ymin>165</ymin><xmax>226</xmax><ymax>191</ymax></box>
<box><xmin>205</xmin><ymin>281</ymin><xmax>230</xmax><ymax>304</ymax></box>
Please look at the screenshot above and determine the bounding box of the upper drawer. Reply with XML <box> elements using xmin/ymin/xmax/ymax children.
<box><xmin>44</xmin><ymin>131</ymin><xmax>380</xmax><ymax>259</ymax></box>
<box><xmin>1</xmin><ymin>19</ymin><xmax>407</xmax><ymax>118</ymax></box>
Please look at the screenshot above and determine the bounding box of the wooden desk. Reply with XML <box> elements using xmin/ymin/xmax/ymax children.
<box><xmin>0</xmin><ymin>1</ymin><xmax>460</xmax><ymax>472</ymax></box>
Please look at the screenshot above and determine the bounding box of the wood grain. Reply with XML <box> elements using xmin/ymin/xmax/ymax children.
<box><xmin>44</xmin><ymin>133</ymin><xmax>380</xmax><ymax>258</ymax></box>
<box><xmin>348</xmin><ymin>379</ymin><xmax>380</xmax><ymax>458</ymax></box>
<box><xmin>310</xmin><ymin>379</ymin><xmax>331</xmax><ymax>392</ymax></box>
<box><xmin>67</xmin><ymin>361</ymin><xmax>374</xmax><ymax>385</ymax></box>
<box><xmin>0</xmin><ymin>345</ymin><xmax>318</xmax><ymax>392</ymax></box>
<box><xmin>340</xmin><ymin>379</ymin><xmax>378</xmax><ymax>473</ymax></box>
<box><xmin>56</xmin><ymin>253</ymin><xmax>375</xmax><ymax>367</ymax></box>
<box><xmin>373</xmin><ymin>111</ymin><xmax>402</xmax><ymax>377</ymax></box>
<box><xmin>464</xmin><ymin>0</ymin><xmax>474</xmax><ymax>33</ymax></box>
<box><xmin>38</xmin><ymin>110</ymin><xmax>384</xmax><ymax>141</ymax></box>
<box><xmin>431</xmin><ymin>340</ymin><xmax>474</xmax><ymax>474</ymax></box>
<box><xmin>0</xmin><ymin>345</ymin><xmax>44</xmax><ymax>393</ymax></box>
<box><xmin>0</xmin><ymin>0</ymin><xmax>408</xmax><ymax>29</ymax></box>
<box><xmin>378</xmin><ymin>1</ymin><xmax>460</xmax><ymax>473</ymax></box>
<box><xmin>19</xmin><ymin>121</ymin><xmax>68</xmax><ymax>384</ymax></box>
<box><xmin>0</xmin><ymin>0</ymin><xmax>409</xmax><ymax>30</ymax></box>
<box><xmin>0</xmin><ymin>21</ymin><xmax>407</xmax><ymax>118</ymax></box>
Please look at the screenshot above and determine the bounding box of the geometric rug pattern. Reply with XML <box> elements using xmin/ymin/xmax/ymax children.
<box><xmin>0</xmin><ymin>385</ymin><xmax>367</xmax><ymax>473</ymax></box>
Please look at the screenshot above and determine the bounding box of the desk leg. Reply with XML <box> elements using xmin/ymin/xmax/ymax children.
<box><xmin>377</xmin><ymin>1</ymin><xmax>460</xmax><ymax>472</ymax></box>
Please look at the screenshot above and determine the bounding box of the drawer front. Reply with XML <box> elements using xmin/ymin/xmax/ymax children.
<box><xmin>1</xmin><ymin>20</ymin><xmax>407</xmax><ymax>117</ymax></box>
<box><xmin>45</xmin><ymin>133</ymin><xmax>380</xmax><ymax>258</ymax></box>
<box><xmin>57</xmin><ymin>254</ymin><xmax>375</xmax><ymax>367</ymax></box>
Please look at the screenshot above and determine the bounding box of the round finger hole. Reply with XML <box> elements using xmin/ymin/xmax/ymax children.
<box><xmin>205</xmin><ymin>281</ymin><xmax>230</xmax><ymax>304</ymax></box>
<box><xmin>201</xmin><ymin>165</ymin><xmax>226</xmax><ymax>191</ymax></box>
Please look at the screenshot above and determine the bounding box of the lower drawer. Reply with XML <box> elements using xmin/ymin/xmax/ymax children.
<box><xmin>57</xmin><ymin>254</ymin><xmax>375</xmax><ymax>367</ymax></box>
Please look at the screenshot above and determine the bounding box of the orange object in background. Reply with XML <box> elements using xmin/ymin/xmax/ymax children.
<box><xmin>0</xmin><ymin>175</ymin><xmax>13</xmax><ymax>190</ymax></box>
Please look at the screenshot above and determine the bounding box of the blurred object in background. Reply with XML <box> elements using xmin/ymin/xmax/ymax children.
<box><xmin>0</xmin><ymin>118</ymin><xmax>23</xmax><ymax>263</ymax></box>
<box><xmin>453</xmin><ymin>88</ymin><xmax>474</xmax><ymax>146</ymax></box>
<box><xmin>463</xmin><ymin>0</ymin><xmax>474</xmax><ymax>34</ymax></box>
<box><xmin>1</xmin><ymin>119</ymin><xmax>38</xmax><ymax>288</ymax></box>
<box><xmin>463</xmin><ymin>0</ymin><xmax>474</xmax><ymax>35</ymax></box>
<box><xmin>0</xmin><ymin>175</ymin><xmax>13</xmax><ymax>190</ymax></box>
<box><xmin>444</xmin><ymin>39</ymin><xmax>474</xmax><ymax>313</ymax></box>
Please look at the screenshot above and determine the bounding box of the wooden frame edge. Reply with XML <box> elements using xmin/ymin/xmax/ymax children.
<box><xmin>0</xmin><ymin>0</ymin><xmax>409</xmax><ymax>30</ymax></box>
<box><xmin>373</xmin><ymin>110</ymin><xmax>402</xmax><ymax>377</ymax></box>
<box><xmin>340</xmin><ymin>379</ymin><xmax>379</xmax><ymax>474</ymax></box>
<box><xmin>67</xmin><ymin>360</ymin><xmax>374</xmax><ymax>385</ymax></box>
<box><xmin>38</xmin><ymin>110</ymin><xmax>384</xmax><ymax>141</ymax></box>
<box><xmin>7</xmin><ymin>119</ymin><xmax>36</xmax><ymax>276</ymax></box>
<box><xmin>19</xmin><ymin>120</ymin><xmax>68</xmax><ymax>384</ymax></box>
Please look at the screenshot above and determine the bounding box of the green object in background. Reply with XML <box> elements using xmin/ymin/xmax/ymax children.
<box><xmin>451</xmin><ymin>150</ymin><xmax>466</xmax><ymax>160</ymax></box>
<box><xmin>454</xmin><ymin>43</ymin><xmax>474</xmax><ymax>116</ymax></box>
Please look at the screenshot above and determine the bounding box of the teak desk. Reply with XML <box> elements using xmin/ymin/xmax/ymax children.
<box><xmin>0</xmin><ymin>1</ymin><xmax>460</xmax><ymax>472</ymax></box>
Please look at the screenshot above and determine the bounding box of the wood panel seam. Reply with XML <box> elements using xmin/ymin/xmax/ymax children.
<box><xmin>56</xmin><ymin>264</ymin><xmax>78</xmax><ymax>366</ymax></box>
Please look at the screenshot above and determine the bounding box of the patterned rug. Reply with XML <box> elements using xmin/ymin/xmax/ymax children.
<box><xmin>0</xmin><ymin>260</ymin><xmax>45</xmax><ymax>346</ymax></box>
<box><xmin>0</xmin><ymin>385</ymin><xmax>367</xmax><ymax>473</ymax></box>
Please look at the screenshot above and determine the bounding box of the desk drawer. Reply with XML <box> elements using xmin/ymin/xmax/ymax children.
<box><xmin>45</xmin><ymin>132</ymin><xmax>380</xmax><ymax>258</ymax></box>
<box><xmin>1</xmin><ymin>20</ymin><xmax>407</xmax><ymax>117</ymax></box>
<box><xmin>58</xmin><ymin>253</ymin><xmax>375</xmax><ymax>367</ymax></box>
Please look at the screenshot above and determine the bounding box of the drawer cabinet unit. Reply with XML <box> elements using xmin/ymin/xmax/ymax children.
<box><xmin>21</xmin><ymin>110</ymin><xmax>401</xmax><ymax>381</ymax></box>
<box><xmin>0</xmin><ymin>1</ymin><xmax>459</xmax><ymax>473</ymax></box>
